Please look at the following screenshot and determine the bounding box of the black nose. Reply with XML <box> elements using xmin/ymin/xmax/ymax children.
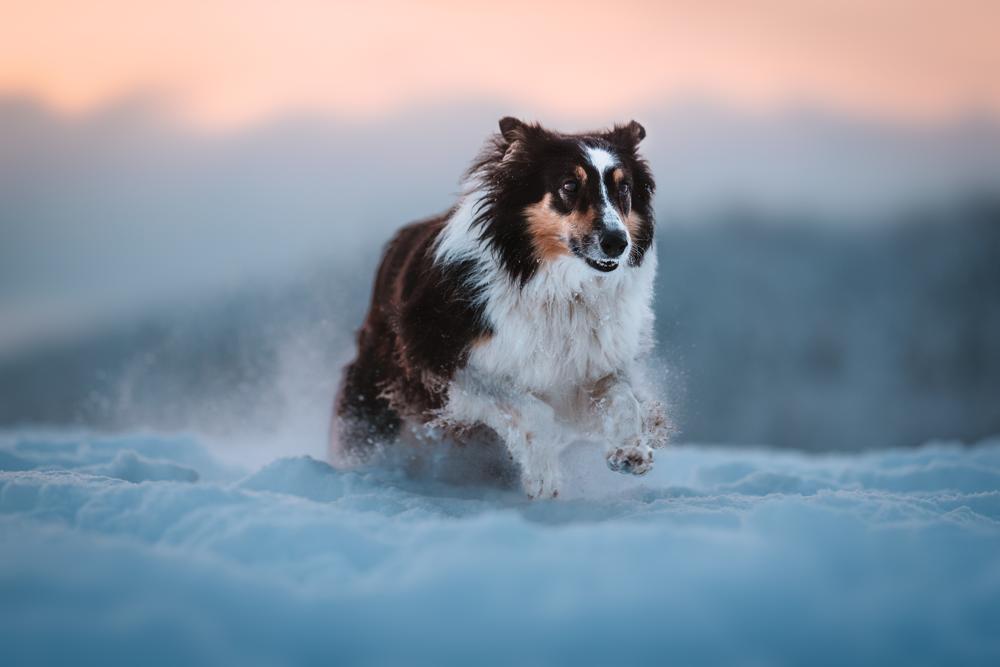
<box><xmin>599</xmin><ymin>229</ymin><xmax>628</xmax><ymax>258</ymax></box>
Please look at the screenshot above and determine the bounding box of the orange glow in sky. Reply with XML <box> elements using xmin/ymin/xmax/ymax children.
<box><xmin>3</xmin><ymin>0</ymin><xmax>999</xmax><ymax>128</ymax></box>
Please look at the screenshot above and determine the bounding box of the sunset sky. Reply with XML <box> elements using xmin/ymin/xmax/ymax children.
<box><xmin>3</xmin><ymin>0</ymin><xmax>999</xmax><ymax>128</ymax></box>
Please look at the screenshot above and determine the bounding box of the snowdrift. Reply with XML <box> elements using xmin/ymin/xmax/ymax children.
<box><xmin>2</xmin><ymin>431</ymin><xmax>999</xmax><ymax>666</ymax></box>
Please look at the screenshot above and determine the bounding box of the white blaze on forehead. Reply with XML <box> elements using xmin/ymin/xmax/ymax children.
<box><xmin>585</xmin><ymin>145</ymin><xmax>618</xmax><ymax>176</ymax></box>
<box><xmin>584</xmin><ymin>144</ymin><xmax>628</xmax><ymax>236</ymax></box>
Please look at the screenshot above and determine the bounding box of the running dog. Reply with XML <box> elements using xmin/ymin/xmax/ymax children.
<box><xmin>331</xmin><ymin>117</ymin><xmax>669</xmax><ymax>497</ymax></box>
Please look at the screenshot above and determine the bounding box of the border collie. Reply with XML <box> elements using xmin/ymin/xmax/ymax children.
<box><xmin>331</xmin><ymin>117</ymin><xmax>670</xmax><ymax>497</ymax></box>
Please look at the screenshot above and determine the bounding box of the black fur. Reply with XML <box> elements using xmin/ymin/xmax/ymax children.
<box><xmin>333</xmin><ymin>214</ymin><xmax>488</xmax><ymax>459</ymax></box>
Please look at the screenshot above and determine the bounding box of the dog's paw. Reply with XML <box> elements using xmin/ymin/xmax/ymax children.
<box><xmin>606</xmin><ymin>443</ymin><xmax>654</xmax><ymax>476</ymax></box>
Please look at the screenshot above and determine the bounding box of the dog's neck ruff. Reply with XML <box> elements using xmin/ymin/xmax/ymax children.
<box><xmin>435</xmin><ymin>193</ymin><xmax>656</xmax><ymax>394</ymax></box>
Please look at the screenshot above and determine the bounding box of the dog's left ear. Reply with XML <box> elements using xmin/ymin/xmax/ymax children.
<box><xmin>609</xmin><ymin>120</ymin><xmax>646</xmax><ymax>148</ymax></box>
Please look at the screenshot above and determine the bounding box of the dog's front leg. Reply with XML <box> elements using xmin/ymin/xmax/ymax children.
<box><xmin>589</xmin><ymin>374</ymin><xmax>655</xmax><ymax>475</ymax></box>
<box><xmin>441</xmin><ymin>374</ymin><xmax>568</xmax><ymax>498</ymax></box>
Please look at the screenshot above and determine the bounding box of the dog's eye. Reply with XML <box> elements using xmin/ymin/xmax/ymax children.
<box><xmin>620</xmin><ymin>182</ymin><xmax>631</xmax><ymax>196</ymax></box>
<box><xmin>561</xmin><ymin>179</ymin><xmax>579</xmax><ymax>194</ymax></box>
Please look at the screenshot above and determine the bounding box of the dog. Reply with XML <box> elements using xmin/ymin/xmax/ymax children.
<box><xmin>331</xmin><ymin>117</ymin><xmax>670</xmax><ymax>497</ymax></box>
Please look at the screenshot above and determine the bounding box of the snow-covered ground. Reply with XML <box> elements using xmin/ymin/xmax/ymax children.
<box><xmin>2</xmin><ymin>431</ymin><xmax>999</xmax><ymax>666</ymax></box>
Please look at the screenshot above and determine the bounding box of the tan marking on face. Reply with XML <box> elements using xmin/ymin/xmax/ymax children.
<box><xmin>624</xmin><ymin>211</ymin><xmax>644</xmax><ymax>240</ymax></box>
<box><xmin>523</xmin><ymin>193</ymin><xmax>596</xmax><ymax>261</ymax></box>
<box><xmin>612</xmin><ymin>168</ymin><xmax>625</xmax><ymax>187</ymax></box>
<box><xmin>574</xmin><ymin>165</ymin><xmax>587</xmax><ymax>185</ymax></box>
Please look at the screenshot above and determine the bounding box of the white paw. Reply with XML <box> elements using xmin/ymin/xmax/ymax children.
<box><xmin>606</xmin><ymin>443</ymin><xmax>654</xmax><ymax>476</ymax></box>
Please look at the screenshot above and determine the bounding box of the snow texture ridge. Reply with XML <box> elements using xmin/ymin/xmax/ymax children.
<box><xmin>1</xmin><ymin>431</ymin><xmax>999</xmax><ymax>666</ymax></box>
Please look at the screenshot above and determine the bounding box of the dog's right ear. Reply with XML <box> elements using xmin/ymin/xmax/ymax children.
<box><xmin>499</xmin><ymin>116</ymin><xmax>527</xmax><ymax>144</ymax></box>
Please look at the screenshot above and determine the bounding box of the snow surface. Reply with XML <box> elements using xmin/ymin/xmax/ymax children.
<box><xmin>2</xmin><ymin>431</ymin><xmax>999</xmax><ymax>666</ymax></box>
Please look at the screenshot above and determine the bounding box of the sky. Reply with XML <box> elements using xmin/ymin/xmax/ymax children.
<box><xmin>3</xmin><ymin>0</ymin><xmax>1000</xmax><ymax>128</ymax></box>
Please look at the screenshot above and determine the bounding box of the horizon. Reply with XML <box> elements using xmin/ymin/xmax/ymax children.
<box><xmin>7</xmin><ymin>85</ymin><xmax>1000</xmax><ymax>134</ymax></box>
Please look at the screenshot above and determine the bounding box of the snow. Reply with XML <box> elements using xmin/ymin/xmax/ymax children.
<box><xmin>2</xmin><ymin>431</ymin><xmax>999</xmax><ymax>666</ymax></box>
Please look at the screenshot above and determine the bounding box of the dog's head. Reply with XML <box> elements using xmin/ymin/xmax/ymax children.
<box><xmin>467</xmin><ymin>117</ymin><xmax>655</xmax><ymax>285</ymax></box>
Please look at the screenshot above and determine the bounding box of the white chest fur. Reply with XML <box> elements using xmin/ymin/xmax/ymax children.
<box><xmin>467</xmin><ymin>252</ymin><xmax>656</xmax><ymax>394</ymax></box>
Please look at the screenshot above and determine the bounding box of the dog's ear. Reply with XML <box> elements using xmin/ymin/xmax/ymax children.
<box><xmin>498</xmin><ymin>116</ymin><xmax>528</xmax><ymax>144</ymax></box>
<box><xmin>609</xmin><ymin>120</ymin><xmax>646</xmax><ymax>149</ymax></box>
<box><xmin>498</xmin><ymin>117</ymin><xmax>540</xmax><ymax>159</ymax></box>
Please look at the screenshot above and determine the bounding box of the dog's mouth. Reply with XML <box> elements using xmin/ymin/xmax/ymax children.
<box><xmin>584</xmin><ymin>258</ymin><xmax>619</xmax><ymax>273</ymax></box>
<box><xmin>569</xmin><ymin>239</ymin><xmax>621</xmax><ymax>273</ymax></box>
